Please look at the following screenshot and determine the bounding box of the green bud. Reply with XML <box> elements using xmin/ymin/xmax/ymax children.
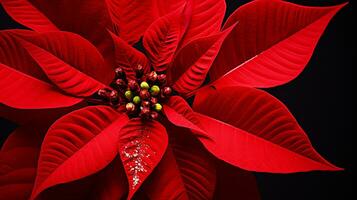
<box><xmin>133</xmin><ymin>96</ymin><xmax>141</xmax><ymax>104</ymax></box>
<box><xmin>154</xmin><ymin>103</ymin><xmax>162</xmax><ymax>112</ymax></box>
<box><xmin>124</xmin><ymin>90</ymin><xmax>132</xmax><ymax>100</ymax></box>
<box><xmin>150</xmin><ymin>85</ymin><xmax>160</xmax><ymax>96</ymax></box>
<box><xmin>140</xmin><ymin>81</ymin><xmax>150</xmax><ymax>89</ymax></box>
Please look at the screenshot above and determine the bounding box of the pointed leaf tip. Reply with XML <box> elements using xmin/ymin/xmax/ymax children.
<box><xmin>194</xmin><ymin>86</ymin><xmax>342</xmax><ymax>173</ymax></box>
<box><xmin>118</xmin><ymin>119</ymin><xmax>168</xmax><ymax>199</ymax></box>
<box><xmin>210</xmin><ymin>0</ymin><xmax>347</xmax><ymax>88</ymax></box>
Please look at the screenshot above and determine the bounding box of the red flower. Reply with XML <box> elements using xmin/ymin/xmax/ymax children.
<box><xmin>0</xmin><ymin>0</ymin><xmax>346</xmax><ymax>199</ymax></box>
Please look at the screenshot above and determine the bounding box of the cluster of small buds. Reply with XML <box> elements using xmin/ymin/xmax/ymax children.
<box><xmin>90</xmin><ymin>64</ymin><xmax>172</xmax><ymax>120</ymax></box>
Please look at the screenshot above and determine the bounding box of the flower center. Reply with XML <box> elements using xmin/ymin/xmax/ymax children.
<box><xmin>88</xmin><ymin>65</ymin><xmax>172</xmax><ymax>120</ymax></box>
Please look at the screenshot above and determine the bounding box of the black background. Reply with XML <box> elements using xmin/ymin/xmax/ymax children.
<box><xmin>0</xmin><ymin>1</ymin><xmax>354</xmax><ymax>199</ymax></box>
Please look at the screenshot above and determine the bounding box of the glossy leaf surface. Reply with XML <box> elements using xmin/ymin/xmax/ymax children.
<box><xmin>19</xmin><ymin>32</ymin><xmax>108</xmax><ymax>96</ymax></box>
<box><xmin>31</xmin><ymin>106</ymin><xmax>129</xmax><ymax>199</ymax></box>
<box><xmin>169</xmin><ymin>26</ymin><xmax>234</xmax><ymax>96</ymax></box>
<box><xmin>143</xmin><ymin>4</ymin><xmax>190</xmax><ymax>71</ymax></box>
<box><xmin>194</xmin><ymin>86</ymin><xmax>341</xmax><ymax>172</ymax></box>
<box><xmin>210</xmin><ymin>0</ymin><xmax>346</xmax><ymax>88</ymax></box>
<box><xmin>0</xmin><ymin>63</ymin><xmax>82</xmax><ymax>109</ymax></box>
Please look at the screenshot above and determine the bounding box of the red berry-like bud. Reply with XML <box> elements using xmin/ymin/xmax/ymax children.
<box><xmin>115</xmin><ymin>79</ymin><xmax>127</xmax><ymax>89</ymax></box>
<box><xmin>109</xmin><ymin>90</ymin><xmax>118</xmax><ymax>99</ymax></box>
<box><xmin>139</xmin><ymin>89</ymin><xmax>150</xmax><ymax>100</ymax></box>
<box><xmin>163</xmin><ymin>87</ymin><xmax>172</xmax><ymax>96</ymax></box>
<box><xmin>150</xmin><ymin>111</ymin><xmax>159</xmax><ymax>119</ymax></box>
<box><xmin>141</xmin><ymin>106</ymin><xmax>150</xmax><ymax>114</ymax></box>
<box><xmin>125</xmin><ymin>103</ymin><xmax>135</xmax><ymax>112</ymax></box>
<box><xmin>140</xmin><ymin>107</ymin><xmax>150</xmax><ymax>119</ymax></box>
<box><xmin>97</xmin><ymin>89</ymin><xmax>108</xmax><ymax>97</ymax></box>
<box><xmin>128</xmin><ymin>79</ymin><xmax>139</xmax><ymax>91</ymax></box>
<box><xmin>142</xmin><ymin>100</ymin><xmax>150</xmax><ymax>107</ymax></box>
<box><xmin>136</xmin><ymin>64</ymin><xmax>143</xmax><ymax>71</ymax></box>
<box><xmin>134</xmin><ymin>64</ymin><xmax>144</xmax><ymax>77</ymax></box>
<box><xmin>110</xmin><ymin>90</ymin><xmax>119</xmax><ymax>105</ymax></box>
<box><xmin>150</xmin><ymin>97</ymin><xmax>158</xmax><ymax>105</ymax></box>
<box><xmin>115</xmin><ymin>67</ymin><xmax>126</xmax><ymax>79</ymax></box>
<box><xmin>157</xmin><ymin>74</ymin><xmax>167</xmax><ymax>85</ymax></box>
<box><xmin>147</xmin><ymin>71</ymin><xmax>158</xmax><ymax>82</ymax></box>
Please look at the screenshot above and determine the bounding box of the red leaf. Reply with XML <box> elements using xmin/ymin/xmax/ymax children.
<box><xmin>0</xmin><ymin>126</ymin><xmax>44</xmax><ymax>200</ymax></box>
<box><xmin>1</xmin><ymin>126</ymin><xmax>46</xmax><ymax>152</ymax></box>
<box><xmin>163</xmin><ymin>96</ymin><xmax>206</xmax><ymax>137</ymax></box>
<box><xmin>143</xmin><ymin>3</ymin><xmax>191</xmax><ymax>71</ymax></box>
<box><xmin>91</xmin><ymin>158</ymin><xmax>127</xmax><ymax>200</ymax></box>
<box><xmin>180</xmin><ymin>0</ymin><xmax>226</xmax><ymax>47</ymax></box>
<box><xmin>118</xmin><ymin>119</ymin><xmax>168</xmax><ymax>199</ymax></box>
<box><xmin>0</xmin><ymin>149</ymin><xmax>37</xmax><ymax>200</ymax></box>
<box><xmin>19</xmin><ymin>32</ymin><xmax>108</xmax><ymax>97</ymax></box>
<box><xmin>0</xmin><ymin>63</ymin><xmax>82</xmax><ymax>109</ymax></box>
<box><xmin>31</xmin><ymin>106</ymin><xmax>129</xmax><ymax>200</ymax></box>
<box><xmin>0</xmin><ymin>30</ymin><xmax>48</xmax><ymax>82</ymax></box>
<box><xmin>1</xmin><ymin>0</ymin><xmax>58</xmax><ymax>32</ymax></box>
<box><xmin>214</xmin><ymin>162</ymin><xmax>260</xmax><ymax>200</ymax></box>
<box><xmin>169</xmin><ymin>26</ymin><xmax>235</xmax><ymax>97</ymax></box>
<box><xmin>1</xmin><ymin>0</ymin><xmax>113</xmax><ymax>61</ymax></box>
<box><xmin>109</xmin><ymin>32</ymin><xmax>150</xmax><ymax>79</ymax></box>
<box><xmin>35</xmin><ymin>159</ymin><xmax>127</xmax><ymax>200</ymax></box>
<box><xmin>193</xmin><ymin>86</ymin><xmax>341</xmax><ymax>173</ymax></box>
<box><xmin>144</xmin><ymin>125</ymin><xmax>216</xmax><ymax>199</ymax></box>
<box><xmin>144</xmin><ymin>148</ymin><xmax>189</xmax><ymax>200</ymax></box>
<box><xmin>0</xmin><ymin>31</ymin><xmax>81</xmax><ymax>109</ymax></box>
<box><xmin>105</xmin><ymin>0</ymin><xmax>186</xmax><ymax>44</ymax></box>
<box><xmin>16</xmin><ymin>31</ymin><xmax>114</xmax><ymax>85</ymax></box>
<box><xmin>0</xmin><ymin>102</ymin><xmax>85</xmax><ymax>126</ymax></box>
<box><xmin>210</xmin><ymin>0</ymin><xmax>346</xmax><ymax>88</ymax></box>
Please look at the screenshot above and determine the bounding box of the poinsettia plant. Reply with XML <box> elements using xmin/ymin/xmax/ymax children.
<box><xmin>0</xmin><ymin>0</ymin><xmax>346</xmax><ymax>199</ymax></box>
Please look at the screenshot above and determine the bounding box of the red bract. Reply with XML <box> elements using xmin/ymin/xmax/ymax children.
<box><xmin>0</xmin><ymin>0</ymin><xmax>346</xmax><ymax>199</ymax></box>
